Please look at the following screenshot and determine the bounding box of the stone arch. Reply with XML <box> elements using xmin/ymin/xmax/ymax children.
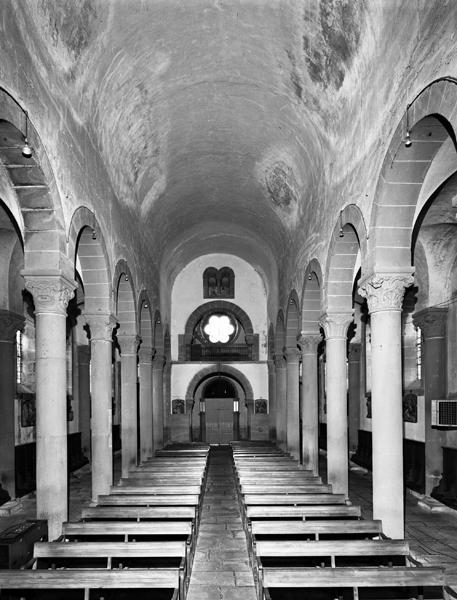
<box><xmin>68</xmin><ymin>206</ymin><xmax>112</xmax><ymax>315</ymax></box>
<box><xmin>285</xmin><ymin>290</ymin><xmax>300</xmax><ymax>348</ymax></box>
<box><xmin>0</xmin><ymin>88</ymin><xmax>68</xmax><ymax>275</ymax></box>
<box><xmin>113</xmin><ymin>260</ymin><xmax>137</xmax><ymax>336</ymax></box>
<box><xmin>324</xmin><ymin>205</ymin><xmax>366</xmax><ymax>313</ymax></box>
<box><xmin>368</xmin><ymin>78</ymin><xmax>457</xmax><ymax>275</ymax></box>
<box><xmin>185</xmin><ymin>364</ymin><xmax>254</xmax><ymax>404</ymax></box>
<box><xmin>184</xmin><ymin>300</ymin><xmax>254</xmax><ymax>337</ymax></box>
<box><xmin>138</xmin><ymin>290</ymin><xmax>153</xmax><ymax>349</ymax></box>
<box><xmin>301</xmin><ymin>259</ymin><xmax>323</xmax><ymax>335</ymax></box>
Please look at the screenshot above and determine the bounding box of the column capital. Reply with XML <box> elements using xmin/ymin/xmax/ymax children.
<box><xmin>117</xmin><ymin>334</ymin><xmax>140</xmax><ymax>355</ymax></box>
<box><xmin>413</xmin><ymin>307</ymin><xmax>447</xmax><ymax>339</ymax></box>
<box><xmin>85</xmin><ymin>313</ymin><xmax>118</xmax><ymax>341</ymax></box>
<box><xmin>358</xmin><ymin>272</ymin><xmax>414</xmax><ymax>313</ymax></box>
<box><xmin>273</xmin><ymin>353</ymin><xmax>286</xmax><ymax>369</ymax></box>
<box><xmin>0</xmin><ymin>309</ymin><xmax>25</xmax><ymax>342</ymax></box>
<box><xmin>297</xmin><ymin>332</ymin><xmax>321</xmax><ymax>355</ymax></box>
<box><xmin>283</xmin><ymin>346</ymin><xmax>301</xmax><ymax>363</ymax></box>
<box><xmin>24</xmin><ymin>274</ymin><xmax>76</xmax><ymax>315</ymax></box>
<box><xmin>319</xmin><ymin>312</ymin><xmax>353</xmax><ymax>339</ymax></box>
<box><xmin>138</xmin><ymin>345</ymin><xmax>153</xmax><ymax>363</ymax></box>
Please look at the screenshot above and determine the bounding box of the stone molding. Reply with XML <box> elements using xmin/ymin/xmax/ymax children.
<box><xmin>319</xmin><ymin>312</ymin><xmax>353</xmax><ymax>339</ymax></box>
<box><xmin>273</xmin><ymin>353</ymin><xmax>286</xmax><ymax>369</ymax></box>
<box><xmin>117</xmin><ymin>334</ymin><xmax>140</xmax><ymax>355</ymax></box>
<box><xmin>297</xmin><ymin>333</ymin><xmax>321</xmax><ymax>355</ymax></box>
<box><xmin>283</xmin><ymin>346</ymin><xmax>301</xmax><ymax>363</ymax></box>
<box><xmin>0</xmin><ymin>309</ymin><xmax>25</xmax><ymax>342</ymax></box>
<box><xmin>85</xmin><ymin>313</ymin><xmax>118</xmax><ymax>341</ymax></box>
<box><xmin>138</xmin><ymin>345</ymin><xmax>153</xmax><ymax>363</ymax></box>
<box><xmin>413</xmin><ymin>307</ymin><xmax>447</xmax><ymax>339</ymax></box>
<box><xmin>24</xmin><ymin>275</ymin><xmax>76</xmax><ymax>315</ymax></box>
<box><xmin>358</xmin><ymin>273</ymin><xmax>414</xmax><ymax>313</ymax></box>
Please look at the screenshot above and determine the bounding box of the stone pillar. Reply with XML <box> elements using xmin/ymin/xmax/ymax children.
<box><xmin>348</xmin><ymin>343</ymin><xmax>361</xmax><ymax>454</ymax></box>
<box><xmin>138</xmin><ymin>345</ymin><xmax>153</xmax><ymax>462</ymax></box>
<box><xmin>85</xmin><ymin>313</ymin><xmax>117</xmax><ymax>503</ymax></box>
<box><xmin>152</xmin><ymin>353</ymin><xmax>165</xmax><ymax>451</ymax></box>
<box><xmin>273</xmin><ymin>354</ymin><xmax>287</xmax><ymax>451</ymax></box>
<box><xmin>24</xmin><ymin>275</ymin><xmax>76</xmax><ymax>540</ymax></box>
<box><xmin>298</xmin><ymin>333</ymin><xmax>320</xmax><ymax>474</ymax></box>
<box><xmin>319</xmin><ymin>313</ymin><xmax>353</xmax><ymax>497</ymax></box>
<box><xmin>77</xmin><ymin>345</ymin><xmax>91</xmax><ymax>459</ymax></box>
<box><xmin>359</xmin><ymin>273</ymin><xmax>413</xmax><ymax>539</ymax></box>
<box><xmin>0</xmin><ymin>310</ymin><xmax>25</xmax><ymax>498</ymax></box>
<box><xmin>285</xmin><ymin>346</ymin><xmax>301</xmax><ymax>460</ymax></box>
<box><xmin>413</xmin><ymin>308</ymin><xmax>447</xmax><ymax>495</ymax></box>
<box><xmin>118</xmin><ymin>335</ymin><xmax>140</xmax><ymax>478</ymax></box>
<box><xmin>267</xmin><ymin>359</ymin><xmax>276</xmax><ymax>440</ymax></box>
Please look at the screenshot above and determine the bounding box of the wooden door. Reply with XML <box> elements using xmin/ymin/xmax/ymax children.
<box><xmin>205</xmin><ymin>397</ymin><xmax>233</xmax><ymax>444</ymax></box>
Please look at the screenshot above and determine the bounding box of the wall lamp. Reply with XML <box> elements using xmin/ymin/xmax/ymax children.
<box><xmin>404</xmin><ymin>104</ymin><xmax>412</xmax><ymax>148</ymax></box>
<box><xmin>22</xmin><ymin>111</ymin><xmax>33</xmax><ymax>158</ymax></box>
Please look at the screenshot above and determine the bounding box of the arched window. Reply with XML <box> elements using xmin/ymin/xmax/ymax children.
<box><xmin>203</xmin><ymin>267</ymin><xmax>235</xmax><ymax>298</ymax></box>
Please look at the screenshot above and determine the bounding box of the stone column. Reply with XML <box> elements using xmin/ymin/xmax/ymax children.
<box><xmin>118</xmin><ymin>335</ymin><xmax>140</xmax><ymax>478</ymax></box>
<box><xmin>152</xmin><ymin>353</ymin><xmax>165</xmax><ymax>451</ymax></box>
<box><xmin>285</xmin><ymin>346</ymin><xmax>301</xmax><ymax>460</ymax></box>
<box><xmin>413</xmin><ymin>308</ymin><xmax>447</xmax><ymax>495</ymax></box>
<box><xmin>319</xmin><ymin>313</ymin><xmax>353</xmax><ymax>497</ymax></box>
<box><xmin>24</xmin><ymin>275</ymin><xmax>76</xmax><ymax>541</ymax></box>
<box><xmin>273</xmin><ymin>354</ymin><xmax>287</xmax><ymax>451</ymax></box>
<box><xmin>267</xmin><ymin>359</ymin><xmax>276</xmax><ymax>440</ymax></box>
<box><xmin>298</xmin><ymin>333</ymin><xmax>321</xmax><ymax>474</ymax></box>
<box><xmin>85</xmin><ymin>313</ymin><xmax>117</xmax><ymax>503</ymax></box>
<box><xmin>348</xmin><ymin>343</ymin><xmax>361</xmax><ymax>454</ymax></box>
<box><xmin>0</xmin><ymin>310</ymin><xmax>25</xmax><ymax>498</ymax></box>
<box><xmin>359</xmin><ymin>272</ymin><xmax>414</xmax><ymax>539</ymax></box>
<box><xmin>138</xmin><ymin>345</ymin><xmax>153</xmax><ymax>462</ymax></box>
<box><xmin>77</xmin><ymin>345</ymin><xmax>91</xmax><ymax>459</ymax></box>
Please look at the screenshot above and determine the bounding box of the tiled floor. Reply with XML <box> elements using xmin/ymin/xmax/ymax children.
<box><xmin>1</xmin><ymin>448</ymin><xmax>457</xmax><ymax>592</ymax></box>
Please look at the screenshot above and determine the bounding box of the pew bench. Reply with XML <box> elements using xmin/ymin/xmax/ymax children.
<box><xmin>253</xmin><ymin>539</ymin><xmax>410</xmax><ymax>569</ymax></box>
<box><xmin>240</xmin><ymin>484</ymin><xmax>332</xmax><ymax>495</ymax></box>
<box><xmin>237</xmin><ymin>474</ymin><xmax>322</xmax><ymax>484</ymax></box>
<box><xmin>62</xmin><ymin>520</ymin><xmax>194</xmax><ymax>544</ymax></box>
<box><xmin>121</xmin><ymin>474</ymin><xmax>203</xmax><ymax>484</ymax></box>
<box><xmin>97</xmin><ymin>494</ymin><xmax>200</xmax><ymax>507</ymax></box>
<box><xmin>249</xmin><ymin>519</ymin><xmax>383</xmax><ymax>541</ymax></box>
<box><xmin>245</xmin><ymin>504</ymin><xmax>362</xmax><ymax>524</ymax></box>
<box><xmin>258</xmin><ymin>565</ymin><xmax>445</xmax><ymax>600</ymax></box>
<box><xmin>235</xmin><ymin>465</ymin><xmax>311</xmax><ymax>472</ymax></box>
<box><xmin>81</xmin><ymin>506</ymin><xmax>197</xmax><ymax>523</ymax></box>
<box><xmin>110</xmin><ymin>485</ymin><xmax>201</xmax><ymax>495</ymax></box>
<box><xmin>0</xmin><ymin>567</ymin><xmax>183</xmax><ymax>600</ymax></box>
<box><xmin>243</xmin><ymin>493</ymin><xmax>346</xmax><ymax>506</ymax></box>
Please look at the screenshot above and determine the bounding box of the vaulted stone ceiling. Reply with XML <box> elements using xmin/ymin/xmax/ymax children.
<box><xmin>5</xmin><ymin>1</ymin><xmax>457</xmax><ymax>306</ymax></box>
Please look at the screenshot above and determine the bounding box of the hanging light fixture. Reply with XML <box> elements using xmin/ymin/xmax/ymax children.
<box><xmin>404</xmin><ymin>104</ymin><xmax>412</xmax><ymax>148</ymax></box>
<box><xmin>339</xmin><ymin>210</ymin><xmax>344</xmax><ymax>238</ymax></box>
<box><xmin>22</xmin><ymin>111</ymin><xmax>33</xmax><ymax>158</ymax></box>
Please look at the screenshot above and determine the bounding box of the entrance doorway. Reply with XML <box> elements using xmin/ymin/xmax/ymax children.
<box><xmin>205</xmin><ymin>397</ymin><xmax>234</xmax><ymax>444</ymax></box>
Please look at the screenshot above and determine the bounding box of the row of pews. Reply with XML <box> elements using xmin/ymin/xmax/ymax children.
<box><xmin>0</xmin><ymin>444</ymin><xmax>210</xmax><ymax>600</ymax></box>
<box><xmin>231</xmin><ymin>441</ymin><xmax>447</xmax><ymax>600</ymax></box>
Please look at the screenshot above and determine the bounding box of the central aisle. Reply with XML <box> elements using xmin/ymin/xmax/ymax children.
<box><xmin>186</xmin><ymin>446</ymin><xmax>257</xmax><ymax>600</ymax></box>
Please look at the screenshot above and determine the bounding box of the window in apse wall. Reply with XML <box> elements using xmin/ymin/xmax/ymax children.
<box><xmin>203</xmin><ymin>267</ymin><xmax>235</xmax><ymax>298</ymax></box>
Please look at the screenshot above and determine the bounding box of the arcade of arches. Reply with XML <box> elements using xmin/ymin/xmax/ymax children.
<box><xmin>1</xmin><ymin>1</ymin><xmax>457</xmax><ymax>545</ymax></box>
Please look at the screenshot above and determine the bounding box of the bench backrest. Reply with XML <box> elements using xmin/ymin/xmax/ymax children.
<box><xmin>250</xmin><ymin>519</ymin><xmax>382</xmax><ymax>537</ymax></box>
<box><xmin>243</xmin><ymin>493</ymin><xmax>345</xmax><ymax>505</ymax></box>
<box><xmin>254</xmin><ymin>539</ymin><xmax>410</xmax><ymax>557</ymax></box>
<box><xmin>63</xmin><ymin>520</ymin><xmax>193</xmax><ymax>538</ymax></box>
<box><xmin>111</xmin><ymin>485</ymin><xmax>201</xmax><ymax>495</ymax></box>
<box><xmin>97</xmin><ymin>494</ymin><xmax>199</xmax><ymax>506</ymax></box>
<box><xmin>240</xmin><ymin>484</ymin><xmax>332</xmax><ymax>494</ymax></box>
<box><xmin>238</xmin><ymin>475</ymin><xmax>322</xmax><ymax>483</ymax></box>
<box><xmin>81</xmin><ymin>506</ymin><xmax>196</xmax><ymax>520</ymax></box>
<box><xmin>34</xmin><ymin>540</ymin><xmax>187</xmax><ymax>558</ymax></box>
<box><xmin>246</xmin><ymin>505</ymin><xmax>362</xmax><ymax>519</ymax></box>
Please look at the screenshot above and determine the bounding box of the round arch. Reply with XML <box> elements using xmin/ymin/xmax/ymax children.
<box><xmin>301</xmin><ymin>259</ymin><xmax>323</xmax><ymax>334</ymax></box>
<box><xmin>285</xmin><ymin>290</ymin><xmax>300</xmax><ymax>348</ymax></box>
<box><xmin>138</xmin><ymin>289</ymin><xmax>153</xmax><ymax>349</ymax></box>
<box><xmin>368</xmin><ymin>78</ymin><xmax>457</xmax><ymax>275</ymax></box>
<box><xmin>185</xmin><ymin>364</ymin><xmax>254</xmax><ymax>404</ymax></box>
<box><xmin>184</xmin><ymin>300</ymin><xmax>254</xmax><ymax>338</ymax></box>
<box><xmin>113</xmin><ymin>260</ymin><xmax>137</xmax><ymax>336</ymax></box>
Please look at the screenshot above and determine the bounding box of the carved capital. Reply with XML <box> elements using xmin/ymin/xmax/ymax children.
<box><xmin>273</xmin><ymin>353</ymin><xmax>286</xmax><ymax>369</ymax></box>
<box><xmin>0</xmin><ymin>310</ymin><xmax>25</xmax><ymax>342</ymax></box>
<box><xmin>117</xmin><ymin>334</ymin><xmax>140</xmax><ymax>355</ymax></box>
<box><xmin>24</xmin><ymin>275</ymin><xmax>76</xmax><ymax>315</ymax></box>
<box><xmin>283</xmin><ymin>346</ymin><xmax>300</xmax><ymax>363</ymax></box>
<box><xmin>358</xmin><ymin>273</ymin><xmax>414</xmax><ymax>313</ymax></box>
<box><xmin>138</xmin><ymin>345</ymin><xmax>153</xmax><ymax>363</ymax></box>
<box><xmin>297</xmin><ymin>332</ymin><xmax>321</xmax><ymax>355</ymax></box>
<box><xmin>319</xmin><ymin>313</ymin><xmax>353</xmax><ymax>340</ymax></box>
<box><xmin>413</xmin><ymin>307</ymin><xmax>447</xmax><ymax>339</ymax></box>
<box><xmin>85</xmin><ymin>313</ymin><xmax>118</xmax><ymax>341</ymax></box>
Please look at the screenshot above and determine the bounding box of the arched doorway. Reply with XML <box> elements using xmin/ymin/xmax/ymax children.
<box><xmin>202</xmin><ymin>377</ymin><xmax>239</xmax><ymax>444</ymax></box>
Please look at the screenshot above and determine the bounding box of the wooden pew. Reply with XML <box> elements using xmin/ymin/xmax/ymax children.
<box><xmin>110</xmin><ymin>484</ymin><xmax>201</xmax><ymax>495</ymax></box>
<box><xmin>122</xmin><ymin>473</ymin><xmax>203</xmax><ymax>483</ymax></box>
<box><xmin>259</xmin><ymin>565</ymin><xmax>445</xmax><ymax>600</ymax></box>
<box><xmin>0</xmin><ymin>568</ymin><xmax>183</xmax><ymax>600</ymax></box>
<box><xmin>243</xmin><ymin>493</ymin><xmax>346</xmax><ymax>505</ymax></box>
<box><xmin>97</xmin><ymin>493</ymin><xmax>200</xmax><ymax>506</ymax></box>
<box><xmin>237</xmin><ymin>474</ymin><xmax>322</xmax><ymax>484</ymax></box>
<box><xmin>81</xmin><ymin>505</ymin><xmax>197</xmax><ymax>522</ymax></box>
<box><xmin>235</xmin><ymin>465</ymin><xmax>311</xmax><ymax>472</ymax></box>
<box><xmin>240</xmin><ymin>484</ymin><xmax>332</xmax><ymax>494</ymax></box>
<box><xmin>62</xmin><ymin>520</ymin><xmax>193</xmax><ymax>542</ymax></box>
<box><xmin>245</xmin><ymin>505</ymin><xmax>362</xmax><ymax>521</ymax></box>
<box><xmin>254</xmin><ymin>539</ymin><xmax>410</xmax><ymax>568</ymax></box>
<box><xmin>249</xmin><ymin>519</ymin><xmax>383</xmax><ymax>541</ymax></box>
